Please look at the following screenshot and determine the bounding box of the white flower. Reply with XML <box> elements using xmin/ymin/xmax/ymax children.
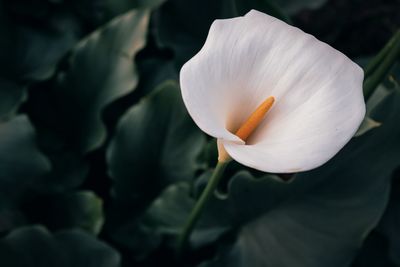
<box><xmin>180</xmin><ymin>10</ymin><xmax>365</xmax><ymax>173</ymax></box>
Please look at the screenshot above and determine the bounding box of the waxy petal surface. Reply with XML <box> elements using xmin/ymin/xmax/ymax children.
<box><xmin>180</xmin><ymin>10</ymin><xmax>365</xmax><ymax>173</ymax></box>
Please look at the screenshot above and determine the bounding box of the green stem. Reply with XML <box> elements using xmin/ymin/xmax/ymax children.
<box><xmin>177</xmin><ymin>161</ymin><xmax>229</xmax><ymax>256</ymax></box>
<box><xmin>363</xmin><ymin>30</ymin><xmax>400</xmax><ymax>100</ymax></box>
<box><xmin>364</xmin><ymin>30</ymin><xmax>400</xmax><ymax>78</ymax></box>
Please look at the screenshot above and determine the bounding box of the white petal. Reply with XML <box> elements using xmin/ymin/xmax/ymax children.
<box><xmin>181</xmin><ymin>10</ymin><xmax>365</xmax><ymax>172</ymax></box>
<box><xmin>179</xmin><ymin>15</ymin><xmax>255</xmax><ymax>144</ymax></box>
<box><xmin>222</xmin><ymin>10</ymin><xmax>365</xmax><ymax>173</ymax></box>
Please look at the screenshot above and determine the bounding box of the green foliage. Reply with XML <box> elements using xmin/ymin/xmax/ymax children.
<box><xmin>105</xmin><ymin>81</ymin><xmax>206</xmax><ymax>253</ymax></box>
<box><xmin>0</xmin><ymin>0</ymin><xmax>399</xmax><ymax>266</ymax></box>
<box><xmin>107</xmin><ymin>181</ymin><xmax>230</xmax><ymax>260</ymax></box>
<box><xmin>271</xmin><ymin>0</ymin><xmax>328</xmax><ymax>15</ymax></box>
<box><xmin>0</xmin><ymin>1</ymin><xmax>81</xmax><ymax>82</ymax></box>
<box><xmin>25</xmin><ymin>191</ymin><xmax>104</xmax><ymax>235</ymax></box>
<box><xmin>0</xmin><ymin>226</ymin><xmax>120</xmax><ymax>267</ymax></box>
<box><xmin>379</xmin><ymin>184</ymin><xmax>400</xmax><ymax>265</ymax></box>
<box><xmin>23</xmin><ymin>9</ymin><xmax>150</xmax><ymax>192</ymax></box>
<box><xmin>0</xmin><ymin>79</ymin><xmax>25</xmax><ymax>120</ymax></box>
<box><xmin>105</xmin><ymin>0</ymin><xmax>166</xmax><ymax>17</ymax></box>
<box><xmin>0</xmin><ymin>116</ymin><xmax>50</xmax><ymax>209</ymax></box>
<box><xmin>53</xmin><ymin>9</ymin><xmax>150</xmax><ymax>153</ymax></box>
<box><xmin>107</xmin><ymin>81</ymin><xmax>205</xmax><ymax>202</ymax></box>
<box><xmin>154</xmin><ymin>0</ymin><xmax>294</xmax><ymax>67</ymax></box>
<box><xmin>355</xmin><ymin>116</ymin><xmax>381</xmax><ymax>137</ymax></box>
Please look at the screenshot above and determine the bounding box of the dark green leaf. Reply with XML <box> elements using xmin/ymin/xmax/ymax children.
<box><xmin>116</xmin><ymin>181</ymin><xmax>231</xmax><ymax>259</ymax></box>
<box><xmin>54</xmin><ymin>9</ymin><xmax>149</xmax><ymax>153</ymax></box>
<box><xmin>271</xmin><ymin>0</ymin><xmax>328</xmax><ymax>15</ymax></box>
<box><xmin>25</xmin><ymin>191</ymin><xmax>104</xmax><ymax>235</ymax></box>
<box><xmin>0</xmin><ymin>4</ymin><xmax>81</xmax><ymax>81</ymax></box>
<box><xmin>0</xmin><ymin>226</ymin><xmax>120</xmax><ymax>267</ymax></box>
<box><xmin>20</xmin><ymin>92</ymin><xmax>89</xmax><ymax>192</ymax></box>
<box><xmin>351</xmin><ymin>231</ymin><xmax>393</xmax><ymax>267</ymax></box>
<box><xmin>55</xmin><ymin>229</ymin><xmax>120</xmax><ymax>267</ymax></box>
<box><xmin>106</xmin><ymin>81</ymin><xmax>206</xmax><ymax>249</ymax></box>
<box><xmin>153</xmin><ymin>0</ymin><xmax>233</xmax><ymax>67</ymax></box>
<box><xmin>105</xmin><ymin>0</ymin><xmax>166</xmax><ymax>18</ymax></box>
<box><xmin>233</xmin><ymin>0</ymin><xmax>291</xmax><ymax>23</ymax></box>
<box><xmin>355</xmin><ymin>84</ymin><xmax>392</xmax><ymax>137</ymax></box>
<box><xmin>355</xmin><ymin>116</ymin><xmax>381</xmax><ymax>137</ymax></box>
<box><xmin>153</xmin><ymin>0</ymin><xmax>290</xmax><ymax>68</ymax></box>
<box><xmin>0</xmin><ymin>79</ymin><xmax>25</xmax><ymax>120</ymax></box>
<box><xmin>107</xmin><ymin>81</ymin><xmax>205</xmax><ymax>202</ymax></box>
<box><xmin>0</xmin><ymin>115</ymin><xmax>50</xmax><ymax>233</ymax></box>
<box><xmin>21</xmin><ymin>9</ymin><xmax>150</xmax><ymax>193</ymax></box>
<box><xmin>71</xmin><ymin>0</ymin><xmax>163</xmax><ymax>26</ymax></box>
<box><xmin>378</xmin><ymin>176</ymin><xmax>400</xmax><ymax>265</ymax></box>
<box><xmin>0</xmin><ymin>115</ymin><xmax>50</xmax><ymax>207</ymax></box>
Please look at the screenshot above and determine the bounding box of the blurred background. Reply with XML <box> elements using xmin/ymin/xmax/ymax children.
<box><xmin>0</xmin><ymin>0</ymin><xmax>399</xmax><ymax>266</ymax></box>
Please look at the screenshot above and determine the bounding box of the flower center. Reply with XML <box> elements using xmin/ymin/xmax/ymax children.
<box><xmin>235</xmin><ymin>96</ymin><xmax>275</xmax><ymax>142</ymax></box>
<box><xmin>218</xmin><ymin>96</ymin><xmax>275</xmax><ymax>163</ymax></box>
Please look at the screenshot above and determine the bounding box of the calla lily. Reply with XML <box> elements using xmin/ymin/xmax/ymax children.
<box><xmin>180</xmin><ymin>10</ymin><xmax>365</xmax><ymax>173</ymax></box>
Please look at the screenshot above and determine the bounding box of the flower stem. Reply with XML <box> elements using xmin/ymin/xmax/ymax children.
<box><xmin>364</xmin><ymin>30</ymin><xmax>400</xmax><ymax>77</ymax></box>
<box><xmin>177</xmin><ymin>161</ymin><xmax>229</xmax><ymax>256</ymax></box>
<box><xmin>363</xmin><ymin>29</ymin><xmax>400</xmax><ymax>100</ymax></box>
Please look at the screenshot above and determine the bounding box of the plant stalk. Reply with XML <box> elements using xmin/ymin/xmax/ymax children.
<box><xmin>363</xmin><ymin>30</ymin><xmax>400</xmax><ymax>100</ymax></box>
<box><xmin>364</xmin><ymin>30</ymin><xmax>400</xmax><ymax>78</ymax></box>
<box><xmin>177</xmin><ymin>161</ymin><xmax>229</xmax><ymax>256</ymax></box>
